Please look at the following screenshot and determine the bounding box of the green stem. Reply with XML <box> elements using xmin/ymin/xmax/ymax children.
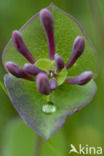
<box><xmin>34</xmin><ymin>135</ymin><xmax>42</xmax><ymax>156</ymax></box>
<box><xmin>46</xmin><ymin>95</ymin><xmax>50</xmax><ymax>102</ymax></box>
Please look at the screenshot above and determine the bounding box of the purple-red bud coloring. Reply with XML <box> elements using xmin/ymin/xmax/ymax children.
<box><xmin>66</xmin><ymin>36</ymin><xmax>85</xmax><ymax>69</ymax></box>
<box><xmin>6</xmin><ymin>62</ymin><xmax>34</xmax><ymax>81</ymax></box>
<box><xmin>40</xmin><ymin>9</ymin><xmax>55</xmax><ymax>60</ymax></box>
<box><xmin>36</xmin><ymin>73</ymin><xmax>50</xmax><ymax>95</ymax></box>
<box><xmin>55</xmin><ymin>54</ymin><xmax>64</xmax><ymax>72</ymax></box>
<box><xmin>7</xmin><ymin>10</ymin><xmax>93</xmax><ymax>96</ymax></box>
<box><xmin>50</xmin><ymin>77</ymin><xmax>57</xmax><ymax>90</ymax></box>
<box><xmin>66</xmin><ymin>71</ymin><xmax>93</xmax><ymax>85</ymax></box>
<box><xmin>24</xmin><ymin>63</ymin><xmax>43</xmax><ymax>75</ymax></box>
<box><xmin>12</xmin><ymin>31</ymin><xmax>35</xmax><ymax>64</ymax></box>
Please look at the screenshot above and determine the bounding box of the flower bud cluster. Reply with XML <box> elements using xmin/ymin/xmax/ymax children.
<box><xmin>5</xmin><ymin>8</ymin><xmax>93</xmax><ymax>95</ymax></box>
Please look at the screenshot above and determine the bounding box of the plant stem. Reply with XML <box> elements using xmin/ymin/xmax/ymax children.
<box><xmin>34</xmin><ymin>135</ymin><xmax>42</xmax><ymax>156</ymax></box>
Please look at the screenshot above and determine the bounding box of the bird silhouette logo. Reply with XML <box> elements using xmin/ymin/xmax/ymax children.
<box><xmin>69</xmin><ymin>144</ymin><xmax>78</xmax><ymax>154</ymax></box>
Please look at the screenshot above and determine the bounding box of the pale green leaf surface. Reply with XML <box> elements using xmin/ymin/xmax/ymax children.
<box><xmin>35</xmin><ymin>59</ymin><xmax>56</xmax><ymax>71</ymax></box>
<box><xmin>56</xmin><ymin>67</ymin><xmax>68</xmax><ymax>85</ymax></box>
<box><xmin>4</xmin><ymin>74</ymin><xmax>96</xmax><ymax>139</ymax></box>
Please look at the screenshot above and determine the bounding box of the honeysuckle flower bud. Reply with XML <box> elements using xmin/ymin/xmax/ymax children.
<box><xmin>24</xmin><ymin>63</ymin><xmax>43</xmax><ymax>75</ymax></box>
<box><xmin>66</xmin><ymin>36</ymin><xmax>85</xmax><ymax>69</ymax></box>
<box><xmin>36</xmin><ymin>73</ymin><xmax>50</xmax><ymax>95</ymax></box>
<box><xmin>55</xmin><ymin>54</ymin><xmax>64</xmax><ymax>72</ymax></box>
<box><xmin>40</xmin><ymin>8</ymin><xmax>55</xmax><ymax>60</ymax></box>
<box><xmin>12</xmin><ymin>31</ymin><xmax>35</xmax><ymax>64</ymax></box>
<box><xmin>66</xmin><ymin>71</ymin><xmax>93</xmax><ymax>85</ymax></box>
<box><xmin>6</xmin><ymin>62</ymin><xmax>34</xmax><ymax>81</ymax></box>
<box><xmin>50</xmin><ymin>77</ymin><xmax>57</xmax><ymax>90</ymax></box>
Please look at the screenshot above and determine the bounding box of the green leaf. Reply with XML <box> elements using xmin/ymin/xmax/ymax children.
<box><xmin>4</xmin><ymin>74</ymin><xmax>96</xmax><ymax>140</ymax></box>
<box><xmin>2</xmin><ymin>3</ymin><xmax>98</xmax><ymax>78</ymax></box>
<box><xmin>56</xmin><ymin>67</ymin><xmax>68</xmax><ymax>86</ymax></box>
<box><xmin>35</xmin><ymin>58</ymin><xmax>56</xmax><ymax>71</ymax></box>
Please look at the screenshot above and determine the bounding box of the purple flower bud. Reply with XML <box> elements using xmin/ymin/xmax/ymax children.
<box><xmin>36</xmin><ymin>73</ymin><xmax>50</xmax><ymax>95</ymax></box>
<box><xmin>50</xmin><ymin>77</ymin><xmax>57</xmax><ymax>90</ymax></box>
<box><xmin>12</xmin><ymin>31</ymin><xmax>35</xmax><ymax>64</ymax></box>
<box><xmin>40</xmin><ymin>8</ymin><xmax>55</xmax><ymax>60</ymax></box>
<box><xmin>24</xmin><ymin>63</ymin><xmax>43</xmax><ymax>75</ymax></box>
<box><xmin>66</xmin><ymin>71</ymin><xmax>93</xmax><ymax>85</ymax></box>
<box><xmin>6</xmin><ymin>62</ymin><xmax>34</xmax><ymax>81</ymax></box>
<box><xmin>55</xmin><ymin>54</ymin><xmax>64</xmax><ymax>72</ymax></box>
<box><xmin>66</xmin><ymin>36</ymin><xmax>85</xmax><ymax>69</ymax></box>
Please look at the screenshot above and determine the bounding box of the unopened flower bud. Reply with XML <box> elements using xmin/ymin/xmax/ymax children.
<box><xmin>55</xmin><ymin>54</ymin><xmax>64</xmax><ymax>72</ymax></box>
<box><xmin>24</xmin><ymin>63</ymin><xmax>43</xmax><ymax>75</ymax></box>
<box><xmin>12</xmin><ymin>31</ymin><xmax>35</xmax><ymax>64</ymax></box>
<box><xmin>50</xmin><ymin>77</ymin><xmax>57</xmax><ymax>90</ymax></box>
<box><xmin>36</xmin><ymin>73</ymin><xmax>50</xmax><ymax>95</ymax></box>
<box><xmin>40</xmin><ymin>9</ymin><xmax>55</xmax><ymax>60</ymax></box>
<box><xmin>66</xmin><ymin>71</ymin><xmax>93</xmax><ymax>85</ymax></box>
<box><xmin>66</xmin><ymin>36</ymin><xmax>85</xmax><ymax>69</ymax></box>
<box><xmin>6</xmin><ymin>62</ymin><xmax>34</xmax><ymax>81</ymax></box>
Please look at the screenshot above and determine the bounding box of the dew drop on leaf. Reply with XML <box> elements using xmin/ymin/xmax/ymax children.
<box><xmin>42</xmin><ymin>101</ymin><xmax>56</xmax><ymax>114</ymax></box>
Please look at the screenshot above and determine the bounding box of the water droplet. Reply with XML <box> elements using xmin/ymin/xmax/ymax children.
<box><xmin>42</xmin><ymin>102</ymin><xmax>56</xmax><ymax>114</ymax></box>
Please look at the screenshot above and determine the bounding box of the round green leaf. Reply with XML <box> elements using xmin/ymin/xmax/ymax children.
<box><xmin>2</xmin><ymin>3</ymin><xmax>98</xmax><ymax>77</ymax></box>
<box><xmin>4</xmin><ymin>74</ymin><xmax>96</xmax><ymax>140</ymax></box>
<box><xmin>56</xmin><ymin>67</ymin><xmax>68</xmax><ymax>86</ymax></box>
<box><xmin>35</xmin><ymin>59</ymin><xmax>56</xmax><ymax>71</ymax></box>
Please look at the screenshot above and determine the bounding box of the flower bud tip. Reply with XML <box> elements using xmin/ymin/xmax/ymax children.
<box><xmin>12</xmin><ymin>30</ymin><xmax>35</xmax><ymax>64</ymax></box>
<box><xmin>66</xmin><ymin>71</ymin><xmax>93</xmax><ymax>85</ymax></box>
<box><xmin>40</xmin><ymin>8</ymin><xmax>54</xmax><ymax>33</ymax></box>
<box><xmin>40</xmin><ymin>8</ymin><xmax>55</xmax><ymax>60</ymax></box>
<box><xmin>66</xmin><ymin>36</ymin><xmax>85</xmax><ymax>69</ymax></box>
<box><xmin>6</xmin><ymin>62</ymin><xmax>34</xmax><ymax>81</ymax></box>
<box><xmin>73</xmin><ymin>36</ymin><xmax>85</xmax><ymax>53</ymax></box>
<box><xmin>36</xmin><ymin>73</ymin><xmax>50</xmax><ymax>95</ymax></box>
<box><xmin>55</xmin><ymin>54</ymin><xmax>64</xmax><ymax>72</ymax></box>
